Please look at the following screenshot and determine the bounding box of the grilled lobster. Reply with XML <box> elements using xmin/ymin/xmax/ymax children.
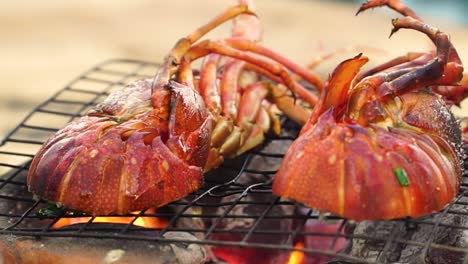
<box><xmin>273</xmin><ymin>0</ymin><xmax>465</xmax><ymax>220</ymax></box>
<box><xmin>27</xmin><ymin>1</ymin><xmax>320</xmax><ymax>215</ymax></box>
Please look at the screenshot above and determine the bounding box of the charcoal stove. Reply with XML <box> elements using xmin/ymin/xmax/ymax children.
<box><xmin>1</xmin><ymin>59</ymin><xmax>468</xmax><ymax>264</ymax></box>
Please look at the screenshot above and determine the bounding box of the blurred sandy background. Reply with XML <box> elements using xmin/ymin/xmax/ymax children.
<box><xmin>2</xmin><ymin>0</ymin><xmax>468</xmax><ymax>139</ymax></box>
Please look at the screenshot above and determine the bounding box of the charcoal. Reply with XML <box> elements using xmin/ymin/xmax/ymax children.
<box><xmin>208</xmin><ymin>191</ymin><xmax>294</xmax><ymax>263</ymax></box>
<box><xmin>0</xmin><ymin>231</ymin><xmax>206</xmax><ymax>264</ymax></box>
<box><xmin>349</xmin><ymin>206</ymin><xmax>468</xmax><ymax>263</ymax></box>
<box><xmin>302</xmin><ymin>219</ymin><xmax>348</xmax><ymax>263</ymax></box>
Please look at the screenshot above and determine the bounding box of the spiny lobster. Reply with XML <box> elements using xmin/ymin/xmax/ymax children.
<box><xmin>27</xmin><ymin>0</ymin><xmax>321</xmax><ymax>215</ymax></box>
<box><xmin>273</xmin><ymin>0</ymin><xmax>466</xmax><ymax>220</ymax></box>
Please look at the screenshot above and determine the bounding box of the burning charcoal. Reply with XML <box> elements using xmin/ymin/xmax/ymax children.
<box><xmin>173</xmin><ymin>204</ymin><xmax>220</xmax><ymax>262</ymax></box>
<box><xmin>212</xmin><ymin>245</ymin><xmax>291</xmax><ymax>264</ymax></box>
<box><xmin>301</xmin><ymin>219</ymin><xmax>348</xmax><ymax>264</ymax></box>
<box><xmin>174</xmin><ymin>205</ymin><xmax>206</xmax><ymax>236</ymax></box>
<box><xmin>349</xmin><ymin>205</ymin><xmax>468</xmax><ymax>263</ymax></box>
<box><xmin>209</xmin><ymin>193</ymin><xmax>294</xmax><ymax>264</ymax></box>
<box><xmin>202</xmin><ymin>123</ymin><xmax>301</xmax><ymax>263</ymax></box>
<box><xmin>0</xmin><ymin>230</ymin><xmax>206</xmax><ymax>264</ymax></box>
<box><xmin>349</xmin><ymin>219</ymin><xmax>406</xmax><ymax>262</ymax></box>
<box><xmin>163</xmin><ymin>231</ymin><xmax>208</xmax><ymax>263</ymax></box>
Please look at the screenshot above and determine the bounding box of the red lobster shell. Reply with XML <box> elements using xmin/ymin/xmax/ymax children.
<box><xmin>273</xmin><ymin>14</ymin><xmax>465</xmax><ymax>220</ymax></box>
<box><xmin>28</xmin><ymin>80</ymin><xmax>211</xmax><ymax>214</ymax></box>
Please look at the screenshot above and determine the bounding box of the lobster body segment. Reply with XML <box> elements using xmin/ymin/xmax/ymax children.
<box><xmin>28</xmin><ymin>80</ymin><xmax>212</xmax><ymax>215</ymax></box>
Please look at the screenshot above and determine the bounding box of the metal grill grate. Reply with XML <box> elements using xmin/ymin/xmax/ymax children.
<box><xmin>1</xmin><ymin>59</ymin><xmax>468</xmax><ymax>263</ymax></box>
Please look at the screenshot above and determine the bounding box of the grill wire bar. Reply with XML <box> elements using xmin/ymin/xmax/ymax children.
<box><xmin>0</xmin><ymin>59</ymin><xmax>467</xmax><ymax>263</ymax></box>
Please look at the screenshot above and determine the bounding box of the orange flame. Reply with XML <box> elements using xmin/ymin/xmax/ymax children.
<box><xmin>287</xmin><ymin>242</ymin><xmax>305</xmax><ymax>264</ymax></box>
<box><xmin>53</xmin><ymin>208</ymin><xmax>167</xmax><ymax>229</ymax></box>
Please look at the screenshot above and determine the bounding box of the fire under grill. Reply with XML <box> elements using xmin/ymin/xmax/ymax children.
<box><xmin>1</xmin><ymin>59</ymin><xmax>468</xmax><ymax>263</ymax></box>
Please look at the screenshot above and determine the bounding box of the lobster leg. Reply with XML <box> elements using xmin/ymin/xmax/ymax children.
<box><xmin>153</xmin><ymin>4</ymin><xmax>254</xmax><ymax>89</ymax></box>
<box><xmin>185</xmin><ymin>40</ymin><xmax>319</xmax><ymax>106</ymax></box>
<box><xmin>357</xmin><ymin>2</ymin><xmax>466</xmax><ymax>104</ymax></box>
<box><xmin>236</xmin><ymin>82</ymin><xmax>274</xmax><ymax>131</ymax></box>
<box><xmin>356</xmin><ymin>0</ymin><xmax>422</xmax><ymax>21</ymax></box>
<box><xmin>221</xmin><ymin>60</ymin><xmax>246</xmax><ymax>119</ymax></box>
<box><xmin>177</xmin><ymin>57</ymin><xmax>194</xmax><ymax>88</ymax></box>
<box><xmin>203</xmin><ymin>78</ymin><xmax>312</xmax><ymax>170</ymax></box>
<box><xmin>212</xmin><ymin>60</ymin><xmax>246</xmax><ymax>158</ymax></box>
<box><xmin>225</xmin><ymin>38</ymin><xmax>324</xmax><ymax>90</ymax></box>
<box><xmin>205</xmin><ymin>74</ymin><xmax>271</xmax><ymax>167</ymax></box>
<box><xmin>243</xmin><ymin>63</ymin><xmax>286</xmax><ymax>86</ymax></box>
<box><xmin>264</xmin><ymin>83</ymin><xmax>311</xmax><ymax>126</ymax></box>
<box><xmin>355</xmin><ymin>52</ymin><xmax>428</xmax><ymax>82</ymax></box>
<box><xmin>226</xmin><ymin>81</ymin><xmax>311</xmax><ymax>156</ymax></box>
<box><xmin>182</xmin><ymin>40</ymin><xmax>318</xmax><ymax>168</ymax></box>
<box><xmin>199</xmin><ymin>54</ymin><xmax>222</xmax><ymax>114</ymax></box>
<box><xmin>235</xmin><ymin>82</ymin><xmax>271</xmax><ymax>150</ymax></box>
<box><xmin>236</xmin><ymin>105</ymin><xmax>272</xmax><ymax>156</ymax></box>
<box><xmin>233</xmin><ymin>0</ymin><xmax>262</xmax><ymax>40</ymax></box>
<box><xmin>376</xmin><ymin>17</ymin><xmax>463</xmax><ymax>99</ymax></box>
<box><xmin>433</xmin><ymin>78</ymin><xmax>468</xmax><ymax>107</ymax></box>
<box><xmin>217</xmin><ymin>81</ymin><xmax>269</xmax><ymax>158</ymax></box>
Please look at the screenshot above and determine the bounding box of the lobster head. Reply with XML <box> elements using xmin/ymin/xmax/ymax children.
<box><xmin>273</xmin><ymin>54</ymin><xmax>463</xmax><ymax>220</ymax></box>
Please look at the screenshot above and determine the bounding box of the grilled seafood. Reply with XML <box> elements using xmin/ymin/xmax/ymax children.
<box><xmin>273</xmin><ymin>0</ymin><xmax>465</xmax><ymax>220</ymax></box>
<box><xmin>27</xmin><ymin>1</ymin><xmax>320</xmax><ymax>215</ymax></box>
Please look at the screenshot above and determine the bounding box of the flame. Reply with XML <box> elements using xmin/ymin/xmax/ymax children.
<box><xmin>287</xmin><ymin>242</ymin><xmax>305</xmax><ymax>264</ymax></box>
<box><xmin>53</xmin><ymin>208</ymin><xmax>167</xmax><ymax>229</ymax></box>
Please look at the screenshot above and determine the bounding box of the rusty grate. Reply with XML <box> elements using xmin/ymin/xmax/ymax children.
<box><xmin>1</xmin><ymin>59</ymin><xmax>468</xmax><ymax>263</ymax></box>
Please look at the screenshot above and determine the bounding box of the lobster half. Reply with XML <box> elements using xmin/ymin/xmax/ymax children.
<box><xmin>273</xmin><ymin>0</ymin><xmax>465</xmax><ymax>220</ymax></box>
<box><xmin>27</xmin><ymin>1</ymin><xmax>320</xmax><ymax>215</ymax></box>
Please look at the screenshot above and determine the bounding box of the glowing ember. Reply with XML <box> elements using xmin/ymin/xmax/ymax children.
<box><xmin>287</xmin><ymin>242</ymin><xmax>305</xmax><ymax>264</ymax></box>
<box><xmin>52</xmin><ymin>209</ymin><xmax>167</xmax><ymax>229</ymax></box>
